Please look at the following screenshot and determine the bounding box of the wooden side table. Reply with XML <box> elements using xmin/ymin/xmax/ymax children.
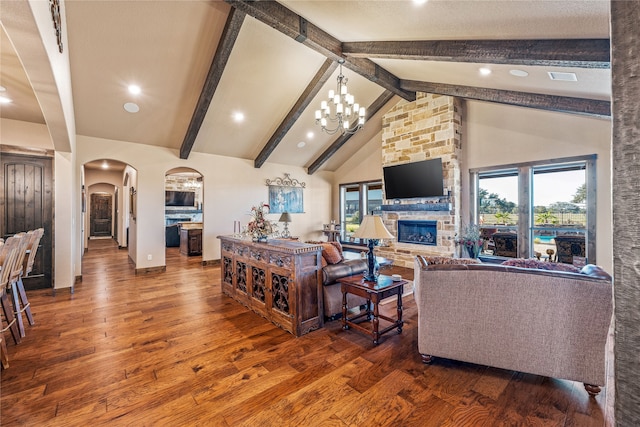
<box><xmin>338</xmin><ymin>274</ymin><xmax>406</xmax><ymax>345</ymax></box>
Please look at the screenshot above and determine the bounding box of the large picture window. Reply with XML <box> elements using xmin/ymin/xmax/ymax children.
<box><xmin>471</xmin><ymin>155</ymin><xmax>596</xmax><ymax>264</ymax></box>
<box><xmin>339</xmin><ymin>180</ymin><xmax>382</xmax><ymax>244</ymax></box>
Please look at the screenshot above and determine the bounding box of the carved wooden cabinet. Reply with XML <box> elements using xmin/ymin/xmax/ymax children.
<box><xmin>219</xmin><ymin>236</ymin><xmax>323</xmax><ymax>336</ymax></box>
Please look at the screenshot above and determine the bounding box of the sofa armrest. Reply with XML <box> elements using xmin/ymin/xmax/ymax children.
<box><xmin>322</xmin><ymin>259</ymin><xmax>367</xmax><ymax>285</ymax></box>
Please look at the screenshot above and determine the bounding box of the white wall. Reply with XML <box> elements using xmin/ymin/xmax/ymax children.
<box><xmin>75</xmin><ymin>135</ymin><xmax>333</xmax><ymax>271</ymax></box>
<box><xmin>0</xmin><ymin>119</ymin><xmax>52</xmax><ymax>149</ymax></box>
<box><xmin>464</xmin><ymin>100</ymin><xmax>612</xmax><ymax>272</ymax></box>
<box><xmin>54</xmin><ymin>151</ymin><xmax>75</xmax><ymax>290</ymax></box>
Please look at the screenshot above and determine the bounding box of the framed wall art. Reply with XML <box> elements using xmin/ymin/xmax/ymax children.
<box><xmin>266</xmin><ymin>173</ymin><xmax>305</xmax><ymax>214</ymax></box>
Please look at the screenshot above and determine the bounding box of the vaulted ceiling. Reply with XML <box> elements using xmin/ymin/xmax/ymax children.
<box><xmin>0</xmin><ymin>1</ymin><xmax>611</xmax><ymax>174</ymax></box>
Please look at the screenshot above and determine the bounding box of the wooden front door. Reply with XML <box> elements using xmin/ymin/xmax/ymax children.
<box><xmin>90</xmin><ymin>193</ymin><xmax>112</xmax><ymax>237</ymax></box>
<box><xmin>0</xmin><ymin>153</ymin><xmax>53</xmax><ymax>289</ymax></box>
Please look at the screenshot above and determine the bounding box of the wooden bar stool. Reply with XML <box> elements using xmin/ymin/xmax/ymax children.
<box><xmin>14</xmin><ymin>228</ymin><xmax>42</xmax><ymax>330</ymax></box>
<box><xmin>0</xmin><ymin>240</ymin><xmax>21</xmax><ymax>352</ymax></box>
<box><xmin>7</xmin><ymin>233</ymin><xmax>33</xmax><ymax>337</ymax></box>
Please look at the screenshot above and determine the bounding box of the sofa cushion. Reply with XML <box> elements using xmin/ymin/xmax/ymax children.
<box><xmin>501</xmin><ymin>258</ymin><xmax>581</xmax><ymax>273</ymax></box>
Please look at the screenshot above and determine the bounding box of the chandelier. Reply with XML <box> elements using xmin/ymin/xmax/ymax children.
<box><xmin>315</xmin><ymin>60</ymin><xmax>365</xmax><ymax>135</ymax></box>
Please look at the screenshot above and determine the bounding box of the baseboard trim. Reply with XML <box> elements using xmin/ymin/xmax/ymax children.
<box><xmin>202</xmin><ymin>259</ymin><xmax>220</xmax><ymax>267</ymax></box>
<box><xmin>135</xmin><ymin>266</ymin><xmax>166</xmax><ymax>275</ymax></box>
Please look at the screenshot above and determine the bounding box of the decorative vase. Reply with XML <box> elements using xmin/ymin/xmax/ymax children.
<box><xmin>253</xmin><ymin>233</ymin><xmax>268</xmax><ymax>243</ymax></box>
<box><xmin>466</xmin><ymin>244</ymin><xmax>481</xmax><ymax>258</ymax></box>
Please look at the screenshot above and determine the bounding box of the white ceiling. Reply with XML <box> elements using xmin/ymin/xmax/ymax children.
<box><xmin>0</xmin><ymin>0</ymin><xmax>611</xmax><ymax>172</ymax></box>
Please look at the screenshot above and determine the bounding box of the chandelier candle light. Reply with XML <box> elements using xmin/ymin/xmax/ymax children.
<box><xmin>315</xmin><ymin>60</ymin><xmax>365</xmax><ymax>135</ymax></box>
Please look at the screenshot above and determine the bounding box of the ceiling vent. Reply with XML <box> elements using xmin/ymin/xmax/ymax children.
<box><xmin>548</xmin><ymin>72</ymin><xmax>577</xmax><ymax>81</ymax></box>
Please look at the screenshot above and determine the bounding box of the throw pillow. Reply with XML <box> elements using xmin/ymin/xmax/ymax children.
<box><xmin>321</xmin><ymin>242</ymin><xmax>343</xmax><ymax>264</ymax></box>
<box><xmin>423</xmin><ymin>256</ymin><xmax>481</xmax><ymax>265</ymax></box>
<box><xmin>501</xmin><ymin>258</ymin><xmax>580</xmax><ymax>273</ymax></box>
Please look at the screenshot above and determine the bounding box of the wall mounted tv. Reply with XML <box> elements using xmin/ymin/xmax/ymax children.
<box><xmin>383</xmin><ymin>158</ymin><xmax>444</xmax><ymax>199</ymax></box>
<box><xmin>165</xmin><ymin>190</ymin><xmax>195</xmax><ymax>207</ymax></box>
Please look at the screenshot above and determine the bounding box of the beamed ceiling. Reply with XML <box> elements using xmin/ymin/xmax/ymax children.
<box><xmin>0</xmin><ymin>1</ymin><xmax>611</xmax><ymax>174</ymax></box>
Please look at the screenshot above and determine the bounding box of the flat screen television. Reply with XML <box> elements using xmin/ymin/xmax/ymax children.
<box><xmin>165</xmin><ymin>190</ymin><xmax>195</xmax><ymax>207</ymax></box>
<box><xmin>383</xmin><ymin>158</ymin><xmax>444</xmax><ymax>199</ymax></box>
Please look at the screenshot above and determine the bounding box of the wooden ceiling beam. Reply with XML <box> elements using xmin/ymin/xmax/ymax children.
<box><xmin>225</xmin><ymin>0</ymin><xmax>416</xmax><ymax>102</ymax></box>
<box><xmin>179</xmin><ymin>8</ymin><xmax>245</xmax><ymax>159</ymax></box>
<box><xmin>254</xmin><ymin>59</ymin><xmax>338</xmax><ymax>168</ymax></box>
<box><xmin>401</xmin><ymin>80</ymin><xmax>610</xmax><ymax>118</ymax></box>
<box><xmin>343</xmin><ymin>39</ymin><xmax>610</xmax><ymax>68</ymax></box>
<box><xmin>307</xmin><ymin>90</ymin><xmax>396</xmax><ymax>175</ymax></box>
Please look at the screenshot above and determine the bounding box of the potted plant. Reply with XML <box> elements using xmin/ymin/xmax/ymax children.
<box><xmin>455</xmin><ymin>224</ymin><xmax>484</xmax><ymax>258</ymax></box>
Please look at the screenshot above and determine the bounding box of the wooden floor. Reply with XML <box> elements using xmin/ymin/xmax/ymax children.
<box><xmin>0</xmin><ymin>239</ymin><xmax>610</xmax><ymax>426</ymax></box>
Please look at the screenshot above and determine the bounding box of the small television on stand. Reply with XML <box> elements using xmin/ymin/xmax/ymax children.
<box><xmin>382</xmin><ymin>158</ymin><xmax>444</xmax><ymax>200</ymax></box>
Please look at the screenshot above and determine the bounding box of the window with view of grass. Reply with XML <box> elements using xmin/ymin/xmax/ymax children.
<box><xmin>340</xmin><ymin>180</ymin><xmax>382</xmax><ymax>244</ymax></box>
<box><xmin>471</xmin><ymin>155</ymin><xmax>596</xmax><ymax>263</ymax></box>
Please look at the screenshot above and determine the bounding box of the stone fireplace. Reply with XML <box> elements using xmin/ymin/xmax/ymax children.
<box><xmin>397</xmin><ymin>220</ymin><xmax>437</xmax><ymax>245</ymax></box>
<box><xmin>376</xmin><ymin>93</ymin><xmax>464</xmax><ymax>267</ymax></box>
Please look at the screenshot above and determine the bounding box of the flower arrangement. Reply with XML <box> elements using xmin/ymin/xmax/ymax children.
<box><xmin>246</xmin><ymin>202</ymin><xmax>276</xmax><ymax>241</ymax></box>
<box><xmin>455</xmin><ymin>223</ymin><xmax>484</xmax><ymax>258</ymax></box>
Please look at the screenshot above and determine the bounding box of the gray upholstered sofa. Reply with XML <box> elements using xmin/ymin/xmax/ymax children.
<box><xmin>414</xmin><ymin>256</ymin><xmax>613</xmax><ymax>396</ymax></box>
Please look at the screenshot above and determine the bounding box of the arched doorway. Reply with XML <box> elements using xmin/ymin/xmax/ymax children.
<box><xmin>82</xmin><ymin>159</ymin><xmax>134</xmax><ymax>252</ymax></box>
<box><xmin>165</xmin><ymin>168</ymin><xmax>203</xmax><ymax>259</ymax></box>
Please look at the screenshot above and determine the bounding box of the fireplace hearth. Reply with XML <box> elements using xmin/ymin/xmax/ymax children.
<box><xmin>397</xmin><ymin>220</ymin><xmax>437</xmax><ymax>245</ymax></box>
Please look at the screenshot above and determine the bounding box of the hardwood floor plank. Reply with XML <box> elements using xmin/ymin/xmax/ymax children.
<box><xmin>0</xmin><ymin>240</ymin><xmax>608</xmax><ymax>426</ymax></box>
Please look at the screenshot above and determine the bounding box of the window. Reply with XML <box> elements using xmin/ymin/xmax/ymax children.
<box><xmin>471</xmin><ymin>155</ymin><xmax>596</xmax><ymax>263</ymax></box>
<box><xmin>340</xmin><ymin>180</ymin><xmax>382</xmax><ymax>243</ymax></box>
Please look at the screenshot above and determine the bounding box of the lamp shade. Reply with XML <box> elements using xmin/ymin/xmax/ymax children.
<box><xmin>278</xmin><ymin>212</ymin><xmax>292</xmax><ymax>223</ymax></box>
<box><xmin>352</xmin><ymin>215</ymin><xmax>393</xmax><ymax>240</ymax></box>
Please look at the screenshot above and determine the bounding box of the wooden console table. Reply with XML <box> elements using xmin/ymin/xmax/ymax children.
<box><xmin>218</xmin><ymin>236</ymin><xmax>323</xmax><ymax>336</ymax></box>
<box><xmin>338</xmin><ymin>274</ymin><xmax>406</xmax><ymax>345</ymax></box>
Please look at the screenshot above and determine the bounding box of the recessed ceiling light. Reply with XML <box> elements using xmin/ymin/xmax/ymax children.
<box><xmin>548</xmin><ymin>71</ymin><xmax>577</xmax><ymax>81</ymax></box>
<box><xmin>297</xmin><ymin>141</ymin><xmax>306</xmax><ymax>148</ymax></box>
<box><xmin>124</xmin><ymin>102</ymin><xmax>139</xmax><ymax>113</ymax></box>
<box><xmin>233</xmin><ymin>112</ymin><xmax>245</xmax><ymax>123</ymax></box>
<box><xmin>413</xmin><ymin>0</ymin><xmax>428</xmax><ymax>5</ymax></box>
<box><xmin>0</xmin><ymin>96</ymin><xmax>12</xmax><ymax>104</ymax></box>
<box><xmin>510</xmin><ymin>69</ymin><xmax>529</xmax><ymax>77</ymax></box>
<box><xmin>128</xmin><ymin>84</ymin><xmax>141</xmax><ymax>95</ymax></box>
<box><xmin>0</xmin><ymin>86</ymin><xmax>6</xmax><ymax>92</ymax></box>
<box><xmin>101</xmin><ymin>161</ymin><xmax>109</xmax><ymax>169</ymax></box>
<box><xmin>306</xmin><ymin>131</ymin><xmax>314</xmax><ymax>139</ymax></box>
<box><xmin>479</xmin><ymin>67</ymin><xmax>492</xmax><ymax>76</ymax></box>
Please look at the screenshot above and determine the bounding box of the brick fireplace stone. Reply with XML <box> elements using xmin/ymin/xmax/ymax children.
<box><xmin>378</xmin><ymin>93</ymin><xmax>463</xmax><ymax>267</ymax></box>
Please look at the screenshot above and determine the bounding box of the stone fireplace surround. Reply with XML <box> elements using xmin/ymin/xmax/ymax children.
<box><xmin>375</xmin><ymin>93</ymin><xmax>463</xmax><ymax>268</ymax></box>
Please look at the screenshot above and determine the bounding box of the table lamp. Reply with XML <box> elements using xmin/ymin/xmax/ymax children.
<box><xmin>352</xmin><ymin>215</ymin><xmax>394</xmax><ymax>281</ymax></box>
<box><xmin>279</xmin><ymin>212</ymin><xmax>292</xmax><ymax>238</ymax></box>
